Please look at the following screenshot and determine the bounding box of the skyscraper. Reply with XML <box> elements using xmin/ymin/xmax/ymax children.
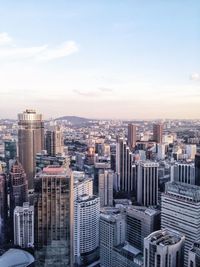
<box><xmin>34</xmin><ymin>166</ymin><xmax>73</xmax><ymax>267</ymax></box>
<box><xmin>4</xmin><ymin>140</ymin><xmax>17</xmax><ymax>170</ymax></box>
<box><xmin>161</xmin><ymin>182</ymin><xmax>200</xmax><ymax>266</ymax></box>
<box><xmin>74</xmin><ymin>195</ymin><xmax>100</xmax><ymax>266</ymax></box>
<box><xmin>188</xmin><ymin>240</ymin><xmax>200</xmax><ymax>267</ymax></box>
<box><xmin>0</xmin><ymin>173</ymin><xmax>7</xmax><ymax>245</ymax></box>
<box><xmin>171</xmin><ymin>162</ymin><xmax>195</xmax><ymax>185</ymax></box>
<box><xmin>153</xmin><ymin>123</ymin><xmax>163</xmax><ymax>144</ymax></box>
<box><xmin>144</xmin><ymin>229</ymin><xmax>185</xmax><ymax>267</ymax></box>
<box><xmin>18</xmin><ymin>109</ymin><xmax>44</xmax><ymax>189</ymax></box>
<box><xmin>45</xmin><ymin>126</ymin><xmax>63</xmax><ymax>156</ymax></box>
<box><xmin>14</xmin><ymin>202</ymin><xmax>34</xmax><ymax>248</ymax></box>
<box><xmin>128</xmin><ymin>124</ymin><xmax>137</xmax><ymax>149</ymax></box>
<box><xmin>137</xmin><ymin>161</ymin><xmax>159</xmax><ymax>206</ymax></box>
<box><xmin>116</xmin><ymin>138</ymin><xmax>136</xmax><ymax>194</ymax></box>
<box><xmin>100</xmin><ymin>209</ymin><xmax>126</xmax><ymax>267</ymax></box>
<box><xmin>126</xmin><ymin>206</ymin><xmax>160</xmax><ymax>251</ymax></box>
<box><xmin>195</xmin><ymin>153</ymin><xmax>200</xmax><ymax>185</ymax></box>
<box><xmin>99</xmin><ymin>169</ymin><xmax>114</xmax><ymax>207</ymax></box>
<box><xmin>10</xmin><ymin>160</ymin><xmax>28</xmax><ymax>218</ymax></box>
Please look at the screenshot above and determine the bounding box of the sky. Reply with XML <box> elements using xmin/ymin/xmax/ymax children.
<box><xmin>0</xmin><ymin>0</ymin><xmax>200</xmax><ymax>120</ymax></box>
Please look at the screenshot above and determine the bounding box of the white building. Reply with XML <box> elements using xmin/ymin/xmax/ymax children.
<box><xmin>144</xmin><ymin>229</ymin><xmax>185</xmax><ymax>267</ymax></box>
<box><xmin>14</xmin><ymin>202</ymin><xmax>34</xmax><ymax>248</ymax></box>
<box><xmin>73</xmin><ymin>172</ymin><xmax>100</xmax><ymax>266</ymax></box>
<box><xmin>99</xmin><ymin>169</ymin><xmax>114</xmax><ymax>207</ymax></box>
<box><xmin>74</xmin><ymin>195</ymin><xmax>100</xmax><ymax>266</ymax></box>
<box><xmin>137</xmin><ymin>161</ymin><xmax>159</xmax><ymax>206</ymax></box>
<box><xmin>186</xmin><ymin>144</ymin><xmax>197</xmax><ymax>160</ymax></box>
<box><xmin>99</xmin><ymin>209</ymin><xmax>126</xmax><ymax>267</ymax></box>
<box><xmin>171</xmin><ymin>162</ymin><xmax>195</xmax><ymax>184</ymax></box>
<box><xmin>161</xmin><ymin>182</ymin><xmax>200</xmax><ymax>266</ymax></box>
<box><xmin>188</xmin><ymin>240</ymin><xmax>200</xmax><ymax>267</ymax></box>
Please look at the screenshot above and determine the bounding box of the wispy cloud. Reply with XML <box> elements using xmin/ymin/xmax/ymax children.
<box><xmin>190</xmin><ymin>72</ymin><xmax>200</xmax><ymax>81</ymax></box>
<box><xmin>73</xmin><ymin>89</ymin><xmax>99</xmax><ymax>97</ymax></box>
<box><xmin>0</xmin><ymin>32</ymin><xmax>12</xmax><ymax>46</ymax></box>
<box><xmin>98</xmin><ymin>87</ymin><xmax>113</xmax><ymax>92</ymax></box>
<box><xmin>0</xmin><ymin>32</ymin><xmax>79</xmax><ymax>61</ymax></box>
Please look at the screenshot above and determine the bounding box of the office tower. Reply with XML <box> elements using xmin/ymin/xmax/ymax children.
<box><xmin>18</xmin><ymin>109</ymin><xmax>44</xmax><ymax>189</ymax></box>
<box><xmin>137</xmin><ymin>161</ymin><xmax>159</xmax><ymax>206</ymax></box>
<box><xmin>4</xmin><ymin>140</ymin><xmax>17</xmax><ymax>170</ymax></box>
<box><xmin>116</xmin><ymin>138</ymin><xmax>137</xmax><ymax>194</ymax></box>
<box><xmin>161</xmin><ymin>182</ymin><xmax>200</xmax><ymax>266</ymax></box>
<box><xmin>45</xmin><ymin>126</ymin><xmax>63</xmax><ymax>156</ymax></box>
<box><xmin>144</xmin><ymin>229</ymin><xmax>185</xmax><ymax>267</ymax></box>
<box><xmin>188</xmin><ymin>241</ymin><xmax>200</xmax><ymax>267</ymax></box>
<box><xmin>100</xmin><ymin>209</ymin><xmax>126</xmax><ymax>267</ymax></box>
<box><xmin>75</xmin><ymin>152</ymin><xmax>85</xmax><ymax>171</ymax></box>
<box><xmin>34</xmin><ymin>166</ymin><xmax>73</xmax><ymax>267</ymax></box>
<box><xmin>14</xmin><ymin>202</ymin><xmax>34</xmax><ymax>248</ymax></box>
<box><xmin>153</xmin><ymin>123</ymin><xmax>163</xmax><ymax>144</ymax></box>
<box><xmin>74</xmin><ymin>195</ymin><xmax>100</xmax><ymax>266</ymax></box>
<box><xmin>186</xmin><ymin>144</ymin><xmax>196</xmax><ymax>160</ymax></box>
<box><xmin>126</xmin><ymin>206</ymin><xmax>160</xmax><ymax>251</ymax></box>
<box><xmin>195</xmin><ymin>154</ymin><xmax>200</xmax><ymax>185</ymax></box>
<box><xmin>94</xmin><ymin>162</ymin><xmax>110</xmax><ymax>195</ymax></box>
<box><xmin>10</xmin><ymin>160</ymin><xmax>28</xmax><ymax>217</ymax></box>
<box><xmin>171</xmin><ymin>162</ymin><xmax>195</xmax><ymax>184</ymax></box>
<box><xmin>99</xmin><ymin>169</ymin><xmax>114</xmax><ymax>207</ymax></box>
<box><xmin>0</xmin><ymin>173</ymin><xmax>7</xmax><ymax>245</ymax></box>
<box><xmin>128</xmin><ymin>124</ymin><xmax>137</xmax><ymax>149</ymax></box>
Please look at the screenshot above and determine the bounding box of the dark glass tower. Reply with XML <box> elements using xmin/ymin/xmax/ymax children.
<box><xmin>34</xmin><ymin>166</ymin><xmax>74</xmax><ymax>267</ymax></box>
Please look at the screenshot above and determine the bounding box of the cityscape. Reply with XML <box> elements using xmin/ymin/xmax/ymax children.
<box><xmin>0</xmin><ymin>1</ymin><xmax>199</xmax><ymax>267</ymax></box>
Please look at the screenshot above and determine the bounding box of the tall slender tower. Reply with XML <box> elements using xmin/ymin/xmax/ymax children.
<box><xmin>45</xmin><ymin>126</ymin><xmax>63</xmax><ymax>156</ymax></box>
<box><xmin>128</xmin><ymin>124</ymin><xmax>137</xmax><ymax>149</ymax></box>
<box><xmin>10</xmin><ymin>160</ymin><xmax>28</xmax><ymax>217</ymax></box>
<box><xmin>18</xmin><ymin>109</ymin><xmax>44</xmax><ymax>189</ymax></box>
<box><xmin>153</xmin><ymin>123</ymin><xmax>163</xmax><ymax>144</ymax></box>
<box><xmin>34</xmin><ymin>166</ymin><xmax>73</xmax><ymax>267</ymax></box>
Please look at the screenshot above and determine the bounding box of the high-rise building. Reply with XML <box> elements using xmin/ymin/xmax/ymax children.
<box><xmin>188</xmin><ymin>240</ymin><xmax>200</xmax><ymax>267</ymax></box>
<box><xmin>34</xmin><ymin>166</ymin><xmax>73</xmax><ymax>267</ymax></box>
<box><xmin>153</xmin><ymin>123</ymin><xmax>163</xmax><ymax>144</ymax></box>
<box><xmin>137</xmin><ymin>161</ymin><xmax>159</xmax><ymax>206</ymax></box>
<box><xmin>94</xmin><ymin>162</ymin><xmax>110</xmax><ymax>195</ymax></box>
<box><xmin>10</xmin><ymin>160</ymin><xmax>28</xmax><ymax>218</ymax></box>
<box><xmin>99</xmin><ymin>169</ymin><xmax>114</xmax><ymax>207</ymax></box>
<box><xmin>161</xmin><ymin>182</ymin><xmax>200</xmax><ymax>266</ymax></box>
<box><xmin>14</xmin><ymin>202</ymin><xmax>34</xmax><ymax>248</ymax></box>
<box><xmin>4</xmin><ymin>140</ymin><xmax>17</xmax><ymax>170</ymax></box>
<box><xmin>0</xmin><ymin>173</ymin><xmax>7</xmax><ymax>245</ymax></box>
<box><xmin>128</xmin><ymin>124</ymin><xmax>137</xmax><ymax>149</ymax></box>
<box><xmin>18</xmin><ymin>109</ymin><xmax>44</xmax><ymax>189</ymax></box>
<box><xmin>116</xmin><ymin>138</ymin><xmax>136</xmax><ymax>194</ymax></box>
<box><xmin>126</xmin><ymin>206</ymin><xmax>160</xmax><ymax>251</ymax></box>
<box><xmin>99</xmin><ymin>209</ymin><xmax>126</xmax><ymax>267</ymax></box>
<box><xmin>144</xmin><ymin>229</ymin><xmax>185</xmax><ymax>267</ymax></box>
<box><xmin>74</xmin><ymin>195</ymin><xmax>100</xmax><ymax>266</ymax></box>
<box><xmin>186</xmin><ymin>144</ymin><xmax>197</xmax><ymax>160</ymax></box>
<box><xmin>171</xmin><ymin>162</ymin><xmax>195</xmax><ymax>184</ymax></box>
<box><xmin>45</xmin><ymin>126</ymin><xmax>63</xmax><ymax>156</ymax></box>
<box><xmin>195</xmin><ymin>154</ymin><xmax>200</xmax><ymax>185</ymax></box>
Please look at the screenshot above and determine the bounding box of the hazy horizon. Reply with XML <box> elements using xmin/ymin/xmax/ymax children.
<box><xmin>0</xmin><ymin>1</ymin><xmax>199</xmax><ymax>119</ymax></box>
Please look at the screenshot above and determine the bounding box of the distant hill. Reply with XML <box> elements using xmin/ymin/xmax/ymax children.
<box><xmin>55</xmin><ymin>116</ymin><xmax>92</xmax><ymax>125</ymax></box>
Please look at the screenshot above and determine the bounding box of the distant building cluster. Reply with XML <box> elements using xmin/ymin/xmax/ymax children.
<box><xmin>0</xmin><ymin>110</ymin><xmax>200</xmax><ymax>266</ymax></box>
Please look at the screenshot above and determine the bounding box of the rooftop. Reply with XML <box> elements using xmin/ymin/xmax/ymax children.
<box><xmin>146</xmin><ymin>229</ymin><xmax>184</xmax><ymax>246</ymax></box>
<box><xmin>0</xmin><ymin>249</ymin><xmax>35</xmax><ymax>267</ymax></box>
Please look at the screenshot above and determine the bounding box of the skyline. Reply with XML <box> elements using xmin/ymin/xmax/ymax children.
<box><xmin>0</xmin><ymin>1</ymin><xmax>200</xmax><ymax>119</ymax></box>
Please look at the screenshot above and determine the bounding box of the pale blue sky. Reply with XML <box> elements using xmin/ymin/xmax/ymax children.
<box><xmin>0</xmin><ymin>0</ymin><xmax>199</xmax><ymax>119</ymax></box>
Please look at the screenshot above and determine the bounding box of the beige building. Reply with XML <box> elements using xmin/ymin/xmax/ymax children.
<box><xmin>18</xmin><ymin>109</ymin><xmax>44</xmax><ymax>189</ymax></box>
